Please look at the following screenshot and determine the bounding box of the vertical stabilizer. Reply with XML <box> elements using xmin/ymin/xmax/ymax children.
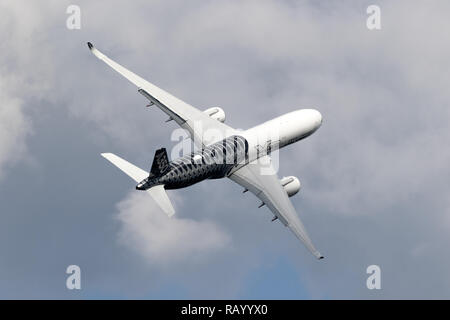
<box><xmin>150</xmin><ymin>148</ymin><xmax>169</xmax><ymax>176</ymax></box>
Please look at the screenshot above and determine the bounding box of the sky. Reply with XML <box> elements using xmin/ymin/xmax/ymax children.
<box><xmin>0</xmin><ymin>0</ymin><xmax>450</xmax><ymax>299</ymax></box>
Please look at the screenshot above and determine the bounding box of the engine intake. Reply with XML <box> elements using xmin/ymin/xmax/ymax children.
<box><xmin>203</xmin><ymin>107</ymin><xmax>225</xmax><ymax>123</ymax></box>
<box><xmin>280</xmin><ymin>176</ymin><xmax>301</xmax><ymax>197</ymax></box>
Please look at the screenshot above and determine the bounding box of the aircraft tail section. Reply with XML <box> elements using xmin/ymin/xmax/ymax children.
<box><xmin>101</xmin><ymin>152</ymin><xmax>175</xmax><ymax>217</ymax></box>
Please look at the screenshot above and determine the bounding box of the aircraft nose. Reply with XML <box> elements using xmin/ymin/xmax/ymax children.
<box><xmin>310</xmin><ymin>109</ymin><xmax>322</xmax><ymax>128</ymax></box>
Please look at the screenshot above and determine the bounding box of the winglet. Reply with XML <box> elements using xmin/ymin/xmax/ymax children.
<box><xmin>313</xmin><ymin>250</ymin><xmax>324</xmax><ymax>260</ymax></box>
<box><xmin>86</xmin><ymin>42</ymin><xmax>107</xmax><ymax>61</ymax></box>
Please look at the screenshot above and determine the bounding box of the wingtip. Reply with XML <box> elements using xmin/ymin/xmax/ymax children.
<box><xmin>167</xmin><ymin>210</ymin><xmax>176</xmax><ymax>218</ymax></box>
<box><xmin>87</xmin><ymin>42</ymin><xmax>94</xmax><ymax>50</ymax></box>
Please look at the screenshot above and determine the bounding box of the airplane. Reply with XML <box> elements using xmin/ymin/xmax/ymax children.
<box><xmin>87</xmin><ymin>42</ymin><xmax>324</xmax><ymax>259</ymax></box>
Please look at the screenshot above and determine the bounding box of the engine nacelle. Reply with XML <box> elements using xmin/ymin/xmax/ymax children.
<box><xmin>280</xmin><ymin>176</ymin><xmax>301</xmax><ymax>197</ymax></box>
<box><xmin>203</xmin><ymin>107</ymin><xmax>225</xmax><ymax>123</ymax></box>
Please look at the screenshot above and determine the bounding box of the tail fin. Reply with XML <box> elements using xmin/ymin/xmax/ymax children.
<box><xmin>150</xmin><ymin>148</ymin><xmax>169</xmax><ymax>176</ymax></box>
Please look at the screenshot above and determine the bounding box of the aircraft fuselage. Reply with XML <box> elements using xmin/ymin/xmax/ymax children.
<box><xmin>136</xmin><ymin>109</ymin><xmax>322</xmax><ymax>191</ymax></box>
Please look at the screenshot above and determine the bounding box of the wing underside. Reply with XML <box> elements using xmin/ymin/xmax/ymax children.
<box><xmin>229</xmin><ymin>156</ymin><xmax>323</xmax><ymax>259</ymax></box>
<box><xmin>87</xmin><ymin>42</ymin><xmax>235</xmax><ymax>147</ymax></box>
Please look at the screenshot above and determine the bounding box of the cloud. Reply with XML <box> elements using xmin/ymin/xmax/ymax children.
<box><xmin>0</xmin><ymin>1</ymin><xmax>58</xmax><ymax>178</ymax></box>
<box><xmin>115</xmin><ymin>191</ymin><xmax>232</xmax><ymax>266</ymax></box>
<box><xmin>0</xmin><ymin>78</ymin><xmax>30</xmax><ymax>177</ymax></box>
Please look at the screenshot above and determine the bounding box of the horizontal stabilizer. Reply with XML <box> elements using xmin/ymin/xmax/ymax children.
<box><xmin>101</xmin><ymin>153</ymin><xmax>148</xmax><ymax>182</ymax></box>
<box><xmin>147</xmin><ymin>185</ymin><xmax>175</xmax><ymax>217</ymax></box>
<box><xmin>101</xmin><ymin>153</ymin><xmax>175</xmax><ymax>217</ymax></box>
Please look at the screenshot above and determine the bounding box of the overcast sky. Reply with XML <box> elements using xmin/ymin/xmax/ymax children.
<box><xmin>1</xmin><ymin>0</ymin><xmax>450</xmax><ymax>299</ymax></box>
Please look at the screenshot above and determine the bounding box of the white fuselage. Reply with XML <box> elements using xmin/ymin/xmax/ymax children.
<box><xmin>240</xmin><ymin>109</ymin><xmax>322</xmax><ymax>164</ymax></box>
<box><xmin>142</xmin><ymin>108</ymin><xmax>323</xmax><ymax>190</ymax></box>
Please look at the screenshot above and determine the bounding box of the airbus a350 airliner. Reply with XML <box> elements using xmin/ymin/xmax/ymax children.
<box><xmin>87</xmin><ymin>42</ymin><xmax>324</xmax><ymax>259</ymax></box>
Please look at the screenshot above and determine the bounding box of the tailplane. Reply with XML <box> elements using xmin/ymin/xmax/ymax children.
<box><xmin>101</xmin><ymin>152</ymin><xmax>175</xmax><ymax>217</ymax></box>
<box><xmin>146</xmin><ymin>185</ymin><xmax>175</xmax><ymax>216</ymax></box>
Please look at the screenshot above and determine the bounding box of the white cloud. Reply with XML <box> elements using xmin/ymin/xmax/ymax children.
<box><xmin>115</xmin><ymin>191</ymin><xmax>232</xmax><ymax>266</ymax></box>
<box><xmin>0</xmin><ymin>77</ymin><xmax>30</xmax><ymax>177</ymax></box>
<box><xmin>0</xmin><ymin>1</ymin><xmax>58</xmax><ymax>177</ymax></box>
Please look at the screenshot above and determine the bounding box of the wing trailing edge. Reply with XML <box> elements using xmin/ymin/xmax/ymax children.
<box><xmin>229</xmin><ymin>156</ymin><xmax>323</xmax><ymax>259</ymax></box>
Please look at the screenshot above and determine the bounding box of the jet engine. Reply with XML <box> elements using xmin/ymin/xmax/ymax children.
<box><xmin>203</xmin><ymin>107</ymin><xmax>225</xmax><ymax>123</ymax></box>
<box><xmin>280</xmin><ymin>176</ymin><xmax>301</xmax><ymax>197</ymax></box>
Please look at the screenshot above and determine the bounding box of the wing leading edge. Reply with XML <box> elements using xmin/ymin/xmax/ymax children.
<box><xmin>87</xmin><ymin>42</ymin><xmax>235</xmax><ymax>147</ymax></box>
<box><xmin>229</xmin><ymin>156</ymin><xmax>323</xmax><ymax>259</ymax></box>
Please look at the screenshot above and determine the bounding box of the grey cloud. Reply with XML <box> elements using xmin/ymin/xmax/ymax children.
<box><xmin>0</xmin><ymin>77</ymin><xmax>30</xmax><ymax>177</ymax></box>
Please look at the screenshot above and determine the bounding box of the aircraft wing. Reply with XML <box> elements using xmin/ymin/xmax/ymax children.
<box><xmin>228</xmin><ymin>156</ymin><xmax>323</xmax><ymax>259</ymax></box>
<box><xmin>88</xmin><ymin>42</ymin><xmax>235</xmax><ymax>147</ymax></box>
